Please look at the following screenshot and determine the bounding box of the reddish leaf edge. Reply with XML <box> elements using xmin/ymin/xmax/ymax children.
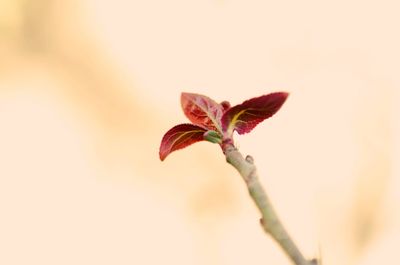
<box><xmin>159</xmin><ymin>123</ymin><xmax>208</xmax><ymax>161</ymax></box>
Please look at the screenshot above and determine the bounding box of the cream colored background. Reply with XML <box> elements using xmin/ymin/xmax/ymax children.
<box><xmin>1</xmin><ymin>1</ymin><xmax>399</xmax><ymax>264</ymax></box>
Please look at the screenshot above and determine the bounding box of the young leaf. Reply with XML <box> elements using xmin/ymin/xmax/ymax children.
<box><xmin>203</xmin><ymin>130</ymin><xmax>222</xmax><ymax>144</ymax></box>
<box><xmin>222</xmin><ymin>92</ymin><xmax>289</xmax><ymax>135</ymax></box>
<box><xmin>159</xmin><ymin>124</ymin><xmax>207</xmax><ymax>161</ymax></box>
<box><xmin>181</xmin><ymin>92</ymin><xmax>223</xmax><ymax>132</ymax></box>
<box><xmin>220</xmin><ymin>101</ymin><xmax>231</xmax><ymax>112</ymax></box>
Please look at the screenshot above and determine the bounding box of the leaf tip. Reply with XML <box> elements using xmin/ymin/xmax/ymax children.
<box><xmin>272</xmin><ymin>91</ymin><xmax>290</xmax><ymax>101</ymax></box>
<box><xmin>159</xmin><ymin>149</ymin><xmax>166</xmax><ymax>161</ymax></box>
<box><xmin>281</xmin><ymin>91</ymin><xmax>290</xmax><ymax>99</ymax></box>
<box><xmin>180</xmin><ymin>92</ymin><xmax>195</xmax><ymax>103</ymax></box>
<box><xmin>159</xmin><ymin>139</ymin><xmax>168</xmax><ymax>161</ymax></box>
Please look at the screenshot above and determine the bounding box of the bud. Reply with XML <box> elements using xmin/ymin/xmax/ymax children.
<box><xmin>220</xmin><ymin>101</ymin><xmax>231</xmax><ymax>111</ymax></box>
<box><xmin>203</xmin><ymin>130</ymin><xmax>222</xmax><ymax>144</ymax></box>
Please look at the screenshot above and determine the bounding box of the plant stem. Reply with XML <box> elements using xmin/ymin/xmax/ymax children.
<box><xmin>222</xmin><ymin>142</ymin><xmax>318</xmax><ymax>265</ymax></box>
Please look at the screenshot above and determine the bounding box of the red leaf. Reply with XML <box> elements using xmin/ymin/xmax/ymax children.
<box><xmin>222</xmin><ymin>92</ymin><xmax>289</xmax><ymax>135</ymax></box>
<box><xmin>181</xmin><ymin>92</ymin><xmax>223</xmax><ymax>132</ymax></box>
<box><xmin>159</xmin><ymin>124</ymin><xmax>207</xmax><ymax>161</ymax></box>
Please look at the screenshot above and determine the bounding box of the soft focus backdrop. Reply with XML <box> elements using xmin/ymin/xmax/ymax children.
<box><xmin>1</xmin><ymin>1</ymin><xmax>399</xmax><ymax>264</ymax></box>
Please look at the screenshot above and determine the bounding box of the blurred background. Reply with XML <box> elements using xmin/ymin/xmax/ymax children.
<box><xmin>0</xmin><ymin>1</ymin><xmax>399</xmax><ymax>264</ymax></box>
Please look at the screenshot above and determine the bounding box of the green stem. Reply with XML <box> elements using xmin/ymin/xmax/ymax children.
<box><xmin>223</xmin><ymin>143</ymin><xmax>318</xmax><ymax>265</ymax></box>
